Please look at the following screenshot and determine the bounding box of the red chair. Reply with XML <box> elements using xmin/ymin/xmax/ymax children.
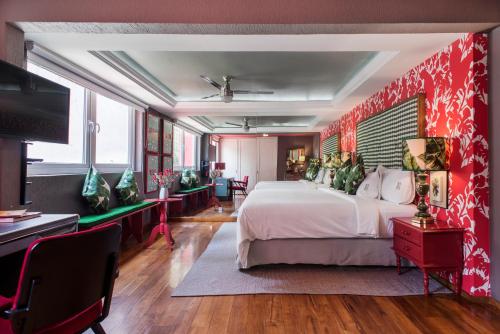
<box><xmin>0</xmin><ymin>223</ymin><xmax>122</xmax><ymax>334</ymax></box>
<box><xmin>230</xmin><ymin>176</ymin><xmax>249</xmax><ymax>198</ymax></box>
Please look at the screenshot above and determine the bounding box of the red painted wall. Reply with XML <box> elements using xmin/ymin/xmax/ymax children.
<box><xmin>321</xmin><ymin>33</ymin><xmax>490</xmax><ymax>296</ymax></box>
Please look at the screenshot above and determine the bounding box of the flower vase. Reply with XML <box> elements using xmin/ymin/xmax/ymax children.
<box><xmin>159</xmin><ymin>186</ymin><xmax>169</xmax><ymax>199</ymax></box>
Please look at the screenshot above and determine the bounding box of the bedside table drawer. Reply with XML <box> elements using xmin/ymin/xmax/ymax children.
<box><xmin>394</xmin><ymin>236</ymin><xmax>422</xmax><ymax>262</ymax></box>
<box><xmin>394</xmin><ymin>222</ymin><xmax>422</xmax><ymax>246</ymax></box>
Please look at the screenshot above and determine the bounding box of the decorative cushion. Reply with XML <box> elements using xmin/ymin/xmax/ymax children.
<box><xmin>304</xmin><ymin>162</ymin><xmax>320</xmax><ymax>181</ymax></box>
<box><xmin>380</xmin><ymin>170</ymin><xmax>416</xmax><ymax>204</ymax></box>
<box><xmin>180</xmin><ymin>169</ymin><xmax>199</xmax><ymax>189</ymax></box>
<box><xmin>345</xmin><ymin>154</ymin><xmax>365</xmax><ymax>195</ymax></box>
<box><xmin>332</xmin><ymin>157</ymin><xmax>352</xmax><ymax>191</ymax></box>
<box><xmin>356</xmin><ymin>171</ymin><xmax>380</xmax><ymax>199</ymax></box>
<box><xmin>323</xmin><ymin>168</ymin><xmax>333</xmax><ymax>185</ymax></box>
<box><xmin>115</xmin><ymin>168</ymin><xmax>141</xmax><ymax>205</ymax></box>
<box><xmin>314</xmin><ymin>168</ymin><xmax>326</xmax><ymax>184</ymax></box>
<box><xmin>82</xmin><ymin>166</ymin><xmax>110</xmax><ymax>213</ymax></box>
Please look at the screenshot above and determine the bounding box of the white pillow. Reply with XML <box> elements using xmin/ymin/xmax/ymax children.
<box><xmin>314</xmin><ymin>168</ymin><xmax>326</xmax><ymax>184</ymax></box>
<box><xmin>356</xmin><ymin>171</ymin><xmax>380</xmax><ymax>199</ymax></box>
<box><xmin>323</xmin><ymin>169</ymin><xmax>333</xmax><ymax>185</ymax></box>
<box><xmin>380</xmin><ymin>170</ymin><xmax>415</xmax><ymax>204</ymax></box>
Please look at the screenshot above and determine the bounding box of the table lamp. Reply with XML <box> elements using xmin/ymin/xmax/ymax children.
<box><xmin>214</xmin><ymin>162</ymin><xmax>225</xmax><ymax>176</ymax></box>
<box><xmin>402</xmin><ymin>137</ymin><xmax>449</xmax><ymax>224</ymax></box>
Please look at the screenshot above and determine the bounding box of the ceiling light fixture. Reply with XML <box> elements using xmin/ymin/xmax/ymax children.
<box><xmin>262</xmin><ymin>133</ymin><xmax>269</xmax><ymax>137</ymax></box>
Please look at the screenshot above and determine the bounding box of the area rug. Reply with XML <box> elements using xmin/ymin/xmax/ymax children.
<box><xmin>172</xmin><ymin>223</ymin><xmax>451</xmax><ymax>297</ymax></box>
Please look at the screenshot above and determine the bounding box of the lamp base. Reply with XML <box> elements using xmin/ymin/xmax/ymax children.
<box><xmin>411</xmin><ymin>216</ymin><xmax>435</xmax><ymax>225</ymax></box>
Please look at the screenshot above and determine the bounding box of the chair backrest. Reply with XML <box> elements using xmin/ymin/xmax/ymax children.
<box><xmin>9</xmin><ymin>224</ymin><xmax>122</xmax><ymax>334</ymax></box>
<box><xmin>242</xmin><ymin>176</ymin><xmax>249</xmax><ymax>187</ymax></box>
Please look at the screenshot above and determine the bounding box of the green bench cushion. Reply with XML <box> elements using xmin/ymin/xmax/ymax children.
<box><xmin>79</xmin><ymin>201</ymin><xmax>157</xmax><ymax>228</ymax></box>
<box><xmin>176</xmin><ymin>186</ymin><xmax>209</xmax><ymax>194</ymax></box>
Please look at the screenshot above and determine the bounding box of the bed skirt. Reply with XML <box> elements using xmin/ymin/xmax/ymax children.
<box><xmin>243</xmin><ymin>238</ymin><xmax>398</xmax><ymax>268</ymax></box>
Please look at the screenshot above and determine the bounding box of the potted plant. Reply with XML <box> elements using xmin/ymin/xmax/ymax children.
<box><xmin>152</xmin><ymin>169</ymin><xmax>177</xmax><ymax>199</ymax></box>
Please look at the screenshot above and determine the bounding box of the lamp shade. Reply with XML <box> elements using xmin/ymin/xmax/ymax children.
<box><xmin>299</xmin><ymin>155</ymin><xmax>306</xmax><ymax>162</ymax></box>
<box><xmin>402</xmin><ymin>137</ymin><xmax>449</xmax><ymax>171</ymax></box>
<box><xmin>214</xmin><ymin>162</ymin><xmax>226</xmax><ymax>170</ymax></box>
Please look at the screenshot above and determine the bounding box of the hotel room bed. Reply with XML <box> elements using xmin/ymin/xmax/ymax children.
<box><xmin>236</xmin><ymin>187</ymin><xmax>416</xmax><ymax>268</ymax></box>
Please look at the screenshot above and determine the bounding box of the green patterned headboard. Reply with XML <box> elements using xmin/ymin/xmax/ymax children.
<box><xmin>321</xmin><ymin>133</ymin><xmax>340</xmax><ymax>156</ymax></box>
<box><xmin>356</xmin><ymin>94</ymin><xmax>425</xmax><ymax>170</ymax></box>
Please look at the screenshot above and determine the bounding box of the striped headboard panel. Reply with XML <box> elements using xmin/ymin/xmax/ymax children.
<box><xmin>322</xmin><ymin>133</ymin><xmax>340</xmax><ymax>156</ymax></box>
<box><xmin>356</xmin><ymin>94</ymin><xmax>425</xmax><ymax>170</ymax></box>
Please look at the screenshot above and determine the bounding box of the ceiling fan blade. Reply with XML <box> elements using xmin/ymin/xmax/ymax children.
<box><xmin>225</xmin><ymin>122</ymin><xmax>242</xmax><ymax>127</ymax></box>
<box><xmin>200</xmin><ymin>75</ymin><xmax>222</xmax><ymax>89</ymax></box>
<box><xmin>201</xmin><ymin>93</ymin><xmax>220</xmax><ymax>99</ymax></box>
<box><xmin>233</xmin><ymin>90</ymin><xmax>274</xmax><ymax>95</ymax></box>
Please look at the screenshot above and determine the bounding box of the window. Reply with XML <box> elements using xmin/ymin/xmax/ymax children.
<box><xmin>27</xmin><ymin>61</ymin><xmax>136</xmax><ymax>175</ymax></box>
<box><xmin>95</xmin><ymin>94</ymin><xmax>131</xmax><ymax>165</ymax></box>
<box><xmin>27</xmin><ymin>63</ymin><xmax>86</xmax><ymax>164</ymax></box>
<box><xmin>173</xmin><ymin>126</ymin><xmax>199</xmax><ymax>171</ymax></box>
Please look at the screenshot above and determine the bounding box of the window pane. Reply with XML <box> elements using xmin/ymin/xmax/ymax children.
<box><xmin>27</xmin><ymin>63</ymin><xmax>85</xmax><ymax>164</ymax></box>
<box><xmin>173</xmin><ymin>126</ymin><xmax>183</xmax><ymax>170</ymax></box>
<box><xmin>184</xmin><ymin>132</ymin><xmax>195</xmax><ymax>168</ymax></box>
<box><xmin>95</xmin><ymin>94</ymin><xmax>130</xmax><ymax>164</ymax></box>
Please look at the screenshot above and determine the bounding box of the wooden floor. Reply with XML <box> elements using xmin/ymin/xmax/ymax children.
<box><xmin>92</xmin><ymin>219</ymin><xmax>500</xmax><ymax>334</ymax></box>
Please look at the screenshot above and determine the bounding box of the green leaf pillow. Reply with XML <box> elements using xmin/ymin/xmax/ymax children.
<box><xmin>82</xmin><ymin>166</ymin><xmax>111</xmax><ymax>213</ymax></box>
<box><xmin>345</xmin><ymin>154</ymin><xmax>366</xmax><ymax>195</ymax></box>
<box><xmin>116</xmin><ymin>168</ymin><xmax>141</xmax><ymax>205</ymax></box>
<box><xmin>304</xmin><ymin>163</ymin><xmax>320</xmax><ymax>181</ymax></box>
<box><xmin>180</xmin><ymin>169</ymin><xmax>199</xmax><ymax>189</ymax></box>
<box><xmin>332</xmin><ymin>156</ymin><xmax>352</xmax><ymax>191</ymax></box>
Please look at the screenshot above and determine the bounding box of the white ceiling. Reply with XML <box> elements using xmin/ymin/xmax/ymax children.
<box><xmin>24</xmin><ymin>31</ymin><xmax>462</xmax><ymax>133</ymax></box>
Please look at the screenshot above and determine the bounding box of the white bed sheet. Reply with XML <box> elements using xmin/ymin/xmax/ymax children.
<box><xmin>254</xmin><ymin>180</ymin><xmax>317</xmax><ymax>190</ymax></box>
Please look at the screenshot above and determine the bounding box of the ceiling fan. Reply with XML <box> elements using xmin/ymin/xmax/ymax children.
<box><xmin>225</xmin><ymin>117</ymin><xmax>255</xmax><ymax>132</ymax></box>
<box><xmin>200</xmin><ymin>75</ymin><xmax>274</xmax><ymax>103</ymax></box>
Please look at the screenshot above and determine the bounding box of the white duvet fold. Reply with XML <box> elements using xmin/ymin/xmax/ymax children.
<box><xmin>236</xmin><ymin>188</ymin><xmax>381</xmax><ymax>268</ymax></box>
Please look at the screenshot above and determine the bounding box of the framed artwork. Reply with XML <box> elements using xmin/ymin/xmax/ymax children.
<box><xmin>430</xmin><ymin>171</ymin><xmax>448</xmax><ymax>209</ymax></box>
<box><xmin>163</xmin><ymin>156</ymin><xmax>173</xmax><ymax>171</ymax></box>
<box><xmin>146</xmin><ymin>113</ymin><xmax>160</xmax><ymax>153</ymax></box>
<box><xmin>163</xmin><ymin>120</ymin><xmax>173</xmax><ymax>155</ymax></box>
<box><xmin>145</xmin><ymin>154</ymin><xmax>159</xmax><ymax>193</ymax></box>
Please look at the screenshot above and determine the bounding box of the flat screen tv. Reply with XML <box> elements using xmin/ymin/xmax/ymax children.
<box><xmin>0</xmin><ymin>59</ymin><xmax>70</xmax><ymax>143</ymax></box>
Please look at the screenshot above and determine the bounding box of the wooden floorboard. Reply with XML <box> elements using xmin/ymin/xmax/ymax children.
<box><xmin>88</xmin><ymin>221</ymin><xmax>500</xmax><ymax>334</ymax></box>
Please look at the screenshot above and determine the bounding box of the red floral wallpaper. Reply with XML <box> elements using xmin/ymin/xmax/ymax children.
<box><xmin>320</xmin><ymin>33</ymin><xmax>490</xmax><ymax>296</ymax></box>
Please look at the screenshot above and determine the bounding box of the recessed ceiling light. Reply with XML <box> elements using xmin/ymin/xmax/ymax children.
<box><xmin>262</xmin><ymin>133</ymin><xmax>269</xmax><ymax>137</ymax></box>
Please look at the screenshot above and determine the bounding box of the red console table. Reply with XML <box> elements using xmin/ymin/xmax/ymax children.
<box><xmin>392</xmin><ymin>217</ymin><xmax>464</xmax><ymax>296</ymax></box>
<box><xmin>146</xmin><ymin>198</ymin><xmax>182</xmax><ymax>250</ymax></box>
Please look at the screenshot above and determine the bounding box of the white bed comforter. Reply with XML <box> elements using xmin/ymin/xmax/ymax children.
<box><xmin>237</xmin><ymin>188</ymin><xmax>381</xmax><ymax>268</ymax></box>
<box><xmin>254</xmin><ymin>180</ymin><xmax>318</xmax><ymax>190</ymax></box>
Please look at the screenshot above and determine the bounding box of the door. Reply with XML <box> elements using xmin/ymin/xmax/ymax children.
<box><xmin>257</xmin><ymin>137</ymin><xmax>278</xmax><ymax>182</ymax></box>
<box><xmin>238</xmin><ymin>138</ymin><xmax>258</xmax><ymax>191</ymax></box>
<box><xmin>220</xmin><ymin>138</ymin><xmax>238</xmax><ymax>178</ymax></box>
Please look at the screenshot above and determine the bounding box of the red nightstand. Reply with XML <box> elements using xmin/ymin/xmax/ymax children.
<box><xmin>392</xmin><ymin>217</ymin><xmax>464</xmax><ymax>296</ymax></box>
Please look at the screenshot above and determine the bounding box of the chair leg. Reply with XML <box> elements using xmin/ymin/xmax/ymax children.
<box><xmin>91</xmin><ymin>323</ymin><xmax>106</xmax><ymax>334</ymax></box>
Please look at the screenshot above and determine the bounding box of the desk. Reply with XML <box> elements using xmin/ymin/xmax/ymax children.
<box><xmin>0</xmin><ymin>214</ymin><xmax>79</xmax><ymax>257</ymax></box>
<box><xmin>0</xmin><ymin>214</ymin><xmax>79</xmax><ymax>296</ymax></box>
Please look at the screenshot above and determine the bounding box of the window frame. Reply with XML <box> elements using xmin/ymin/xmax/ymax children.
<box><xmin>26</xmin><ymin>59</ymin><xmax>137</xmax><ymax>176</ymax></box>
<box><xmin>172</xmin><ymin>125</ymin><xmax>200</xmax><ymax>171</ymax></box>
<box><xmin>91</xmin><ymin>92</ymin><xmax>136</xmax><ymax>173</ymax></box>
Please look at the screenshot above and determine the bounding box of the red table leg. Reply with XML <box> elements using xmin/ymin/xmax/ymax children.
<box><xmin>423</xmin><ymin>269</ymin><xmax>430</xmax><ymax>296</ymax></box>
<box><xmin>146</xmin><ymin>201</ymin><xmax>175</xmax><ymax>250</ymax></box>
